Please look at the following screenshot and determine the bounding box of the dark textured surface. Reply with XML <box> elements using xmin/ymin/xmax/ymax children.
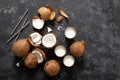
<box><xmin>0</xmin><ymin>0</ymin><xmax>120</xmax><ymax>80</ymax></box>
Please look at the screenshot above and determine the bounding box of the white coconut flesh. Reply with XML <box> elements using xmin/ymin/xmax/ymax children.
<box><xmin>42</xmin><ymin>33</ymin><xmax>56</xmax><ymax>48</ymax></box>
<box><xmin>16</xmin><ymin>62</ymin><xmax>20</xmax><ymax>67</ymax></box>
<box><xmin>32</xmin><ymin>50</ymin><xmax>44</xmax><ymax>63</ymax></box>
<box><xmin>32</xmin><ymin>18</ymin><xmax>44</xmax><ymax>30</ymax></box>
<box><xmin>54</xmin><ymin>45</ymin><xmax>66</xmax><ymax>57</ymax></box>
<box><xmin>47</xmin><ymin>27</ymin><xmax>53</xmax><ymax>32</ymax></box>
<box><xmin>65</xmin><ymin>27</ymin><xmax>76</xmax><ymax>39</ymax></box>
<box><xmin>30</xmin><ymin>32</ymin><xmax>42</xmax><ymax>45</ymax></box>
<box><xmin>63</xmin><ymin>55</ymin><xmax>75</xmax><ymax>67</ymax></box>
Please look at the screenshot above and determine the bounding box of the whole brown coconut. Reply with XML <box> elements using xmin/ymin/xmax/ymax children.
<box><xmin>12</xmin><ymin>39</ymin><xmax>30</xmax><ymax>57</ymax></box>
<box><xmin>70</xmin><ymin>41</ymin><xmax>85</xmax><ymax>57</ymax></box>
<box><xmin>24</xmin><ymin>53</ymin><xmax>38</xmax><ymax>68</ymax></box>
<box><xmin>38</xmin><ymin>7</ymin><xmax>51</xmax><ymax>21</ymax></box>
<box><xmin>44</xmin><ymin>60</ymin><xmax>60</xmax><ymax>76</ymax></box>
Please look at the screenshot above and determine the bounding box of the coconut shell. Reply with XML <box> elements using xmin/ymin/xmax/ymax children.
<box><xmin>32</xmin><ymin>16</ymin><xmax>40</xmax><ymax>19</ymax></box>
<box><xmin>12</xmin><ymin>39</ymin><xmax>30</xmax><ymax>57</ymax></box>
<box><xmin>42</xmin><ymin>32</ymin><xmax>57</xmax><ymax>48</ymax></box>
<box><xmin>24</xmin><ymin>53</ymin><xmax>38</xmax><ymax>68</ymax></box>
<box><xmin>38</xmin><ymin>7</ymin><xmax>51</xmax><ymax>21</ymax></box>
<box><xmin>44</xmin><ymin>60</ymin><xmax>60</xmax><ymax>76</ymax></box>
<box><xmin>46</xmin><ymin>5</ymin><xmax>56</xmax><ymax>20</ymax></box>
<box><xmin>34</xmin><ymin>48</ymin><xmax>46</xmax><ymax>60</ymax></box>
<box><xmin>56</xmin><ymin>16</ymin><xmax>64</xmax><ymax>22</ymax></box>
<box><xmin>58</xmin><ymin>8</ymin><xmax>69</xmax><ymax>18</ymax></box>
<box><xmin>28</xmin><ymin>36</ymin><xmax>39</xmax><ymax>47</ymax></box>
<box><xmin>70</xmin><ymin>41</ymin><xmax>85</xmax><ymax>57</ymax></box>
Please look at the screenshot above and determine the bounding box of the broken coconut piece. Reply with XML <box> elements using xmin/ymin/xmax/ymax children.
<box><xmin>38</xmin><ymin>7</ymin><xmax>51</xmax><ymax>21</ymax></box>
<box><xmin>64</xmin><ymin>27</ymin><xmax>76</xmax><ymax>39</ymax></box>
<box><xmin>46</xmin><ymin>5</ymin><xmax>56</xmax><ymax>20</ymax></box>
<box><xmin>47</xmin><ymin>27</ymin><xmax>53</xmax><ymax>32</ymax></box>
<box><xmin>56</xmin><ymin>16</ymin><xmax>64</xmax><ymax>22</ymax></box>
<box><xmin>54</xmin><ymin>45</ymin><xmax>66</xmax><ymax>57</ymax></box>
<box><xmin>42</xmin><ymin>33</ymin><xmax>57</xmax><ymax>48</ymax></box>
<box><xmin>32</xmin><ymin>48</ymin><xmax>46</xmax><ymax>64</ymax></box>
<box><xmin>28</xmin><ymin>32</ymin><xmax>42</xmax><ymax>46</ymax></box>
<box><xmin>63</xmin><ymin>55</ymin><xmax>75</xmax><ymax>67</ymax></box>
<box><xmin>32</xmin><ymin>16</ymin><xmax>44</xmax><ymax>30</ymax></box>
<box><xmin>16</xmin><ymin>62</ymin><xmax>20</xmax><ymax>67</ymax></box>
<box><xmin>58</xmin><ymin>8</ymin><xmax>69</xmax><ymax>18</ymax></box>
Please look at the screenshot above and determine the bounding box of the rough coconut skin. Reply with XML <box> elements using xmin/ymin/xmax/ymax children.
<box><xmin>24</xmin><ymin>53</ymin><xmax>38</xmax><ymax>68</ymax></box>
<box><xmin>70</xmin><ymin>41</ymin><xmax>85</xmax><ymax>57</ymax></box>
<box><xmin>44</xmin><ymin>60</ymin><xmax>60</xmax><ymax>76</ymax></box>
<box><xmin>12</xmin><ymin>39</ymin><xmax>30</xmax><ymax>57</ymax></box>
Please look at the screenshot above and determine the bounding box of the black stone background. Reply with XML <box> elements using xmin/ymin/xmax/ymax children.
<box><xmin>0</xmin><ymin>0</ymin><xmax>120</xmax><ymax>80</ymax></box>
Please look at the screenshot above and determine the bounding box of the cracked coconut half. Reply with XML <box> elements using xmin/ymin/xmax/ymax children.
<box><xmin>28</xmin><ymin>32</ymin><xmax>42</xmax><ymax>47</ymax></box>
